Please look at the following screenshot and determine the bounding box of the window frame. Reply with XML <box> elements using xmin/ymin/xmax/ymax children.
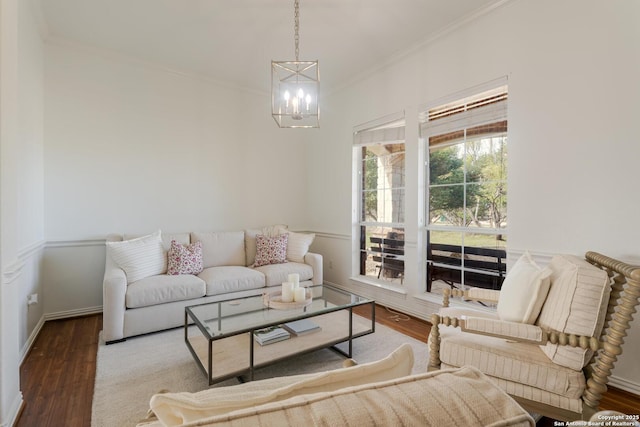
<box><xmin>420</xmin><ymin>79</ymin><xmax>509</xmax><ymax>294</ymax></box>
<box><xmin>352</xmin><ymin>112</ymin><xmax>406</xmax><ymax>287</ymax></box>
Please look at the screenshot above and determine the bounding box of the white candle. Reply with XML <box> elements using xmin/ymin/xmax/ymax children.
<box><xmin>288</xmin><ymin>273</ymin><xmax>300</xmax><ymax>288</ymax></box>
<box><xmin>294</xmin><ymin>287</ymin><xmax>306</xmax><ymax>302</ymax></box>
<box><xmin>281</xmin><ymin>282</ymin><xmax>294</xmax><ymax>303</ymax></box>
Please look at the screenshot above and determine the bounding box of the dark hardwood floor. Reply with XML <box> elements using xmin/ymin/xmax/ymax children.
<box><xmin>17</xmin><ymin>314</ymin><xmax>101</xmax><ymax>427</ymax></box>
<box><xmin>16</xmin><ymin>307</ymin><xmax>640</xmax><ymax>426</ymax></box>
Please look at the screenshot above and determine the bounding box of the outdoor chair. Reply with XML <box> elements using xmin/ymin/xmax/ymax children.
<box><xmin>428</xmin><ymin>251</ymin><xmax>640</xmax><ymax>421</ymax></box>
<box><xmin>370</xmin><ymin>234</ymin><xmax>404</xmax><ymax>284</ymax></box>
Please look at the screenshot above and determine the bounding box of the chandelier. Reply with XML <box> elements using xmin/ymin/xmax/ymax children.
<box><xmin>272</xmin><ymin>0</ymin><xmax>319</xmax><ymax>128</ymax></box>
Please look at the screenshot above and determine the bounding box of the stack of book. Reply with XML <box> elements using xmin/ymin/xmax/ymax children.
<box><xmin>253</xmin><ymin>326</ymin><xmax>291</xmax><ymax>346</ymax></box>
<box><xmin>283</xmin><ymin>319</ymin><xmax>321</xmax><ymax>336</ymax></box>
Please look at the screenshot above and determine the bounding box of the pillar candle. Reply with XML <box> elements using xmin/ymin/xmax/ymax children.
<box><xmin>281</xmin><ymin>282</ymin><xmax>294</xmax><ymax>303</ymax></box>
<box><xmin>288</xmin><ymin>273</ymin><xmax>300</xmax><ymax>288</ymax></box>
<box><xmin>294</xmin><ymin>287</ymin><xmax>306</xmax><ymax>302</ymax></box>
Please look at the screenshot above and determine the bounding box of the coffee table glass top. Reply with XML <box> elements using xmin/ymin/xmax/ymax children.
<box><xmin>186</xmin><ymin>285</ymin><xmax>371</xmax><ymax>339</ymax></box>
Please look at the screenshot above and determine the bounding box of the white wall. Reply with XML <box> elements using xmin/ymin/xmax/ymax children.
<box><xmin>306</xmin><ymin>0</ymin><xmax>640</xmax><ymax>392</ymax></box>
<box><xmin>17</xmin><ymin>0</ymin><xmax>46</xmax><ymax>348</ymax></box>
<box><xmin>42</xmin><ymin>41</ymin><xmax>311</xmax><ymax>315</ymax></box>
<box><xmin>0</xmin><ymin>0</ymin><xmax>46</xmax><ymax>424</ymax></box>
<box><xmin>9</xmin><ymin>0</ymin><xmax>637</xmax><ymax>407</ymax></box>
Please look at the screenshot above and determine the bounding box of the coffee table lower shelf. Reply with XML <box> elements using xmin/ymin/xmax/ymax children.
<box><xmin>187</xmin><ymin>310</ymin><xmax>374</xmax><ymax>385</ymax></box>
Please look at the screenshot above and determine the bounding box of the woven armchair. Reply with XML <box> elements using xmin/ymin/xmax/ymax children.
<box><xmin>428</xmin><ymin>251</ymin><xmax>640</xmax><ymax>421</ymax></box>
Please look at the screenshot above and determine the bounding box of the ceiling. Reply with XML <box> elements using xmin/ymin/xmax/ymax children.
<box><xmin>37</xmin><ymin>0</ymin><xmax>506</xmax><ymax>94</ymax></box>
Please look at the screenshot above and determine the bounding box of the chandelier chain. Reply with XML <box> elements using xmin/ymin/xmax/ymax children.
<box><xmin>294</xmin><ymin>0</ymin><xmax>299</xmax><ymax>61</ymax></box>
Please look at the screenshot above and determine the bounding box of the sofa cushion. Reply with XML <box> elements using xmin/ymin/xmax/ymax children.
<box><xmin>497</xmin><ymin>251</ymin><xmax>552</xmax><ymax>324</ymax></box>
<box><xmin>198</xmin><ymin>266</ymin><xmax>265</xmax><ymax>296</ymax></box>
<box><xmin>245</xmin><ymin>225</ymin><xmax>288</xmax><ymax>266</ymax></box>
<box><xmin>191</xmin><ymin>231</ymin><xmax>245</xmax><ymax>268</ymax></box>
<box><xmin>167</xmin><ymin>365</ymin><xmax>534</xmax><ymax>427</ymax></box>
<box><xmin>536</xmin><ymin>254</ymin><xmax>611</xmax><ymax>370</ymax></box>
<box><xmin>167</xmin><ymin>241</ymin><xmax>204</xmax><ymax>275</ymax></box>
<box><xmin>149</xmin><ymin>343</ymin><xmax>414</xmax><ymax>426</ymax></box>
<box><xmin>286</xmin><ymin>231</ymin><xmax>315</xmax><ymax>263</ymax></box>
<box><xmin>253</xmin><ymin>234</ymin><xmax>288</xmax><ymax>267</ymax></box>
<box><xmin>436</xmin><ymin>325</ymin><xmax>586</xmax><ymax>399</ymax></box>
<box><xmin>126</xmin><ymin>274</ymin><xmax>206</xmax><ymax>308</ymax></box>
<box><xmin>107</xmin><ymin>230</ymin><xmax>166</xmax><ymax>284</ymax></box>
<box><xmin>253</xmin><ymin>262</ymin><xmax>313</xmax><ymax>287</ymax></box>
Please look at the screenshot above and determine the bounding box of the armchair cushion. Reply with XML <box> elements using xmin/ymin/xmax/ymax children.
<box><xmin>497</xmin><ymin>251</ymin><xmax>552</xmax><ymax>324</ymax></box>
<box><xmin>437</xmin><ymin>326</ymin><xmax>586</xmax><ymax>400</ymax></box>
<box><xmin>536</xmin><ymin>255</ymin><xmax>610</xmax><ymax>370</ymax></box>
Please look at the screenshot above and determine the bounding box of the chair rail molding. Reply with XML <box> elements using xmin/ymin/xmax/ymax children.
<box><xmin>17</xmin><ymin>239</ymin><xmax>45</xmax><ymax>260</ymax></box>
<box><xmin>45</xmin><ymin>238</ymin><xmax>106</xmax><ymax>248</ymax></box>
<box><xmin>2</xmin><ymin>260</ymin><xmax>25</xmax><ymax>285</ymax></box>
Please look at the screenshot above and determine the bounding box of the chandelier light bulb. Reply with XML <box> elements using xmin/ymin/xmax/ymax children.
<box><xmin>297</xmin><ymin>88</ymin><xmax>304</xmax><ymax>99</ymax></box>
<box><xmin>284</xmin><ymin>90</ymin><xmax>290</xmax><ymax>108</ymax></box>
<box><xmin>305</xmin><ymin>94</ymin><xmax>311</xmax><ymax>111</ymax></box>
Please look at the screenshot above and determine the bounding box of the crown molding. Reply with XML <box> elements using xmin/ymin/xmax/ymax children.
<box><xmin>45</xmin><ymin>35</ymin><xmax>269</xmax><ymax>97</ymax></box>
<box><xmin>328</xmin><ymin>0</ymin><xmax>515</xmax><ymax>97</ymax></box>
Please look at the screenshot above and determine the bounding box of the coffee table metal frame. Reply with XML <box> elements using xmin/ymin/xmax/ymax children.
<box><xmin>184</xmin><ymin>284</ymin><xmax>375</xmax><ymax>385</ymax></box>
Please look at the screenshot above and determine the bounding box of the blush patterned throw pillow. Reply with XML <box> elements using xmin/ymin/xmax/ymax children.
<box><xmin>167</xmin><ymin>240</ymin><xmax>204</xmax><ymax>275</ymax></box>
<box><xmin>253</xmin><ymin>234</ymin><xmax>288</xmax><ymax>267</ymax></box>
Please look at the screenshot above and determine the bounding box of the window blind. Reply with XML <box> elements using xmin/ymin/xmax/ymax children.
<box><xmin>354</xmin><ymin>113</ymin><xmax>405</xmax><ymax>147</ymax></box>
<box><xmin>420</xmin><ymin>86</ymin><xmax>508</xmax><ymax>144</ymax></box>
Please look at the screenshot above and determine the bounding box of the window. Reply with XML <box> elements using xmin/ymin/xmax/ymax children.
<box><xmin>421</xmin><ymin>82</ymin><xmax>508</xmax><ymax>294</ymax></box>
<box><xmin>353</xmin><ymin>114</ymin><xmax>405</xmax><ymax>285</ymax></box>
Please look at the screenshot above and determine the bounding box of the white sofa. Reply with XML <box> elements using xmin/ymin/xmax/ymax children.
<box><xmin>102</xmin><ymin>227</ymin><xmax>322</xmax><ymax>343</ymax></box>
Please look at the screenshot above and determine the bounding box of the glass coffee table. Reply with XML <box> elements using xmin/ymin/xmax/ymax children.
<box><xmin>185</xmin><ymin>285</ymin><xmax>375</xmax><ymax>385</ymax></box>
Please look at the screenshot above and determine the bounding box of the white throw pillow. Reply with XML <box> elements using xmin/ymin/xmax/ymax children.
<box><xmin>496</xmin><ymin>251</ymin><xmax>552</xmax><ymax>324</ymax></box>
<box><xmin>106</xmin><ymin>230</ymin><xmax>166</xmax><ymax>284</ymax></box>
<box><xmin>286</xmin><ymin>231</ymin><xmax>315</xmax><ymax>263</ymax></box>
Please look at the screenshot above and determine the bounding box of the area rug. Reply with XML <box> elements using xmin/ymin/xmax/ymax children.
<box><xmin>91</xmin><ymin>321</ymin><xmax>429</xmax><ymax>427</ymax></box>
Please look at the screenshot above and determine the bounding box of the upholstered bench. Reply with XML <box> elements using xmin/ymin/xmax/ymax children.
<box><xmin>138</xmin><ymin>344</ymin><xmax>534</xmax><ymax>427</ymax></box>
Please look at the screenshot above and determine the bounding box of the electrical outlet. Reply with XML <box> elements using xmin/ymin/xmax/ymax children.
<box><xmin>27</xmin><ymin>293</ymin><xmax>38</xmax><ymax>305</ymax></box>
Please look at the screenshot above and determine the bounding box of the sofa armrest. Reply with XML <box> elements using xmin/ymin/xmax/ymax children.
<box><xmin>103</xmin><ymin>241</ymin><xmax>127</xmax><ymax>342</ymax></box>
<box><xmin>304</xmin><ymin>252</ymin><xmax>323</xmax><ymax>285</ymax></box>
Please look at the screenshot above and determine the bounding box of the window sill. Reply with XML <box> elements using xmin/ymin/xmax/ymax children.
<box><xmin>349</xmin><ymin>276</ymin><xmax>407</xmax><ymax>295</ymax></box>
<box><xmin>414</xmin><ymin>291</ymin><xmax>497</xmax><ymax>314</ymax></box>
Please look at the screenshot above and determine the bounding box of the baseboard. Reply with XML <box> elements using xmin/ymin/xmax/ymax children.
<box><xmin>0</xmin><ymin>391</ymin><xmax>23</xmax><ymax>427</ymax></box>
<box><xmin>43</xmin><ymin>305</ymin><xmax>103</xmax><ymax>321</ymax></box>
<box><xmin>609</xmin><ymin>375</ymin><xmax>640</xmax><ymax>396</ymax></box>
<box><xmin>20</xmin><ymin>315</ymin><xmax>45</xmax><ymax>365</ymax></box>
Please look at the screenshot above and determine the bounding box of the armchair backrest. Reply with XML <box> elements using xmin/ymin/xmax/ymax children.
<box><xmin>581</xmin><ymin>252</ymin><xmax>640</xmax><ymax>410</ymax></box>
<box><xmin>536</xmin><ymin>255</ymin><xmax>611</xmax><ymax>370</ymax></box>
